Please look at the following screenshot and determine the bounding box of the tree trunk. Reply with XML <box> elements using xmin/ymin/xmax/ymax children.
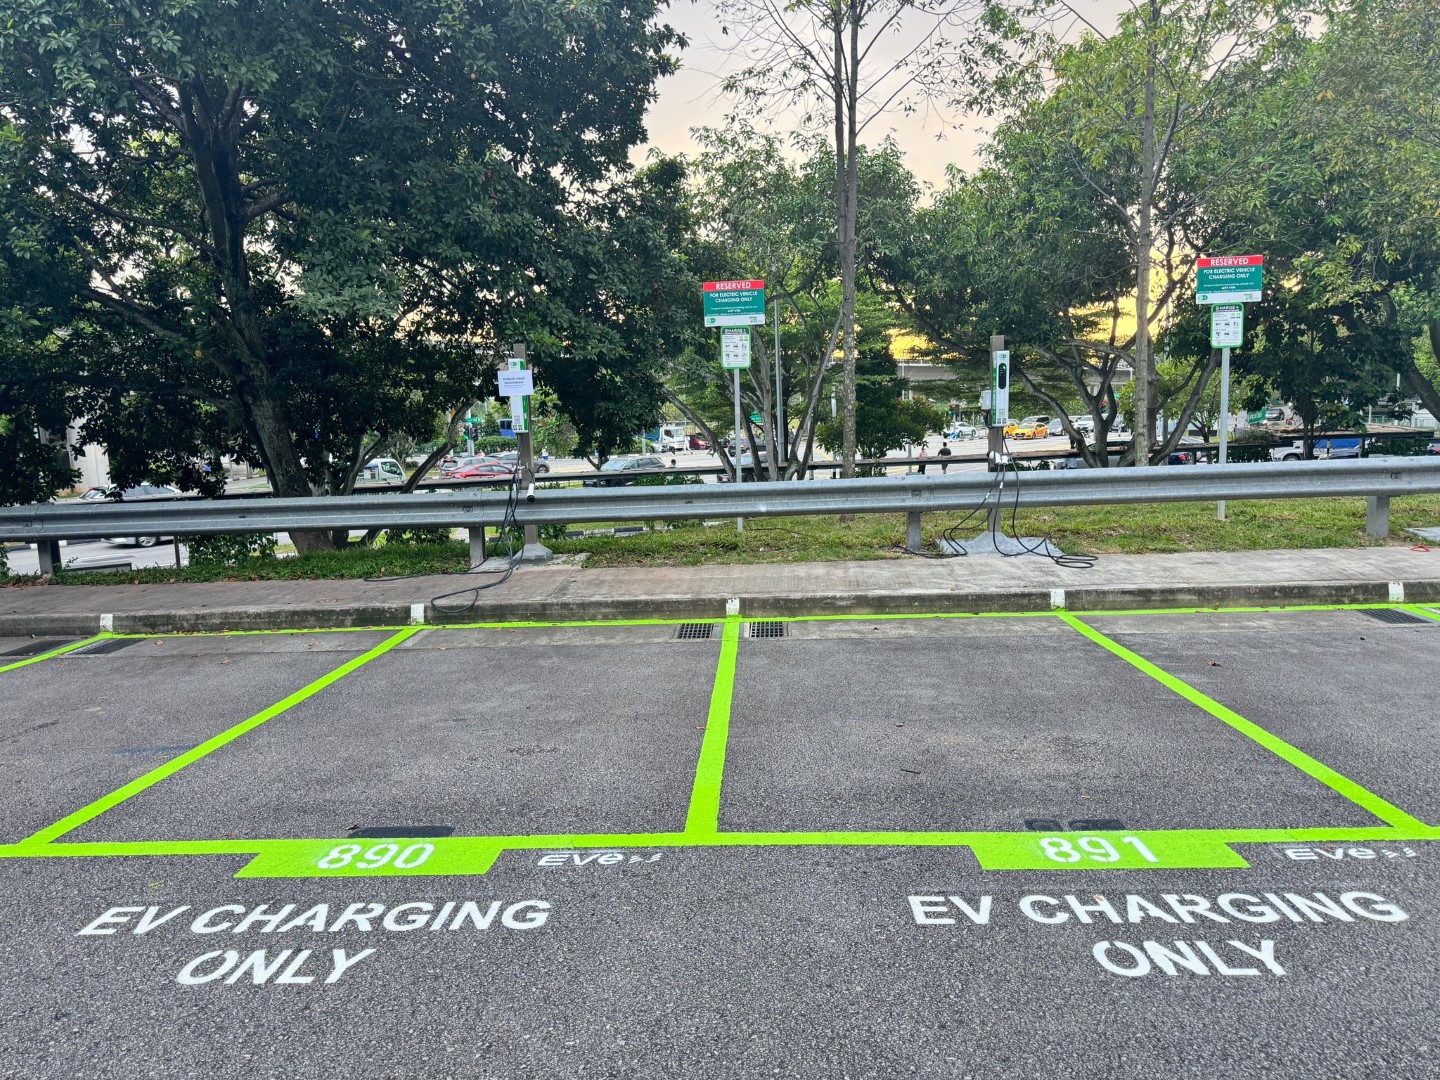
<box><xmin>832</xmin><ymin>17</ymin><xmax>858</xmax><ymax>484</ymax></box>
<box><xmin>1131</xmin><ymin>2</ymin><xmax>1160</xmax><ymax>467</ymax></box>
<box><xmin>1399</xmin><ymin>320</ymin><xmax>1440</xmax><ymax>420</ymax></box>
<box><xmin>179</xmin><ymin>74</ymin><xmax>336</xmax><ymax>553</ymax></box>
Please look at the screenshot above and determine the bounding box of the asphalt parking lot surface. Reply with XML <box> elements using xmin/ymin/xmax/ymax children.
<box><xmin>1</xmin><ymin>605</ymin><xmax>1437</xmax><ymax>1079</ymax></box>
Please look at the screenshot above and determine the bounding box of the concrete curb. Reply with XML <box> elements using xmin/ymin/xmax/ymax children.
<box><xmin>3</xmin><ymin>578</ymin><xmax>1436</xmax><ymax>636</ymax></box>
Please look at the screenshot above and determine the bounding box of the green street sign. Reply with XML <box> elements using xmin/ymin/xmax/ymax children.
<box><xmin>1196</xmin><ymin>255</ymin><xmax>1263</xmax><ymax>304</ymax></box>
<box><xmin>704</xmin><ymin>279</ymin><xmax>767</xmax><ymax>327</ymax></box>
<box><xmin>749</xmin><ymin>412</ymin><xmax>762</xmax><ymax>424</ymax></box>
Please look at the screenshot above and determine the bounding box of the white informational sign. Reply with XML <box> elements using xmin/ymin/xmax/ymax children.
<box><xmin>1210</xmin><ymin>304</ymin><xmax>1244</xmax><ymax>349</ymax></box>
<box><xmin>498</xmin><ymin>368</ymin><xmax>534</xmax><ymax>396</ymax></box>
<box><xmin>506</xmin><ymin>357</ymin><xmax>530</xmax><ymax>434</ymax></box>
<box><xmin>991</xmin><ymin>349</ymin><xmax>1011</xmax><ymax>426</ymax></box>
<box><xmin>721</xmin><ymin>327</ymin><xmax>752</xmax><ymax>370</ymax></box>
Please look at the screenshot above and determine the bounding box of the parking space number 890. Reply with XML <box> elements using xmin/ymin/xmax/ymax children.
<box><xmin>317</xmin><ymin>843</ymin><xmax>434</xmax><ymax>870</ymax></box>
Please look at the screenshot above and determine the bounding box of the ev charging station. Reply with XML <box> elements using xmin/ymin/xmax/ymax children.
<box><xmin>987</xmin><ymin>335</ymin><xmax>1010</xmax><ymax>471</ymax></box>
<box><xmin>497</xmin><ymin>347</ymin><xmax>551</xmax><ymax>562</ymax></box>
<box><xmin>941</xmin><ymin>333</ymin><xmax>1059</xmax><ymax>558</ymax></box>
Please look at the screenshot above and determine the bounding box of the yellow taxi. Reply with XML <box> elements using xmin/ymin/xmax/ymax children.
<box><xmin>1004</xmin><ymin>416</ymin><xmax>1050</xmax><ymax>438</ymax></box>
<box><xmin>1012</xmin><ymin>420</ymin><xmax>1050</xmax><ymax>439</ymax></box>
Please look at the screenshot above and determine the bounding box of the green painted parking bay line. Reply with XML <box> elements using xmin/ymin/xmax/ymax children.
<box><xmin>1059</xmin><ymin>612</ymin><xmax>1431</xmax><ymax>832</ymax></box>
<box><xmin>684</xmin><ymin>615</ymin><xmax>741</xmax><ymax>836</ymax></box>
<box><xmin>0</xmin><ymin>634</ymin><xmax>107</xmax><ymax>674</ymax></box>
<box><xmin>4</xmin><ymin>827</ymin><xmax>1435</xmax><ymax>877</ymax></box>
<box><xmin>16</xmin><ymin>626</ymin><xmax>421</xmax><ymax>847</ymax></box>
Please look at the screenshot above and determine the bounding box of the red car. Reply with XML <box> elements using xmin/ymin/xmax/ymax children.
<box><xmin>448</xmin><ymin>458</ymin><xmax>516</xmax><ymax>480</ymax></box>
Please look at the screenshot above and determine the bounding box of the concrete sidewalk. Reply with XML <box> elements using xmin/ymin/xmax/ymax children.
<box><xmin>2</xmin><ymin>546</ymin><xmax>1439</xmax><ymax>635</ymax></box>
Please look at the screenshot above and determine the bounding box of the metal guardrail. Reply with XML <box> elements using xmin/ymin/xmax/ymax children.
<box><xmin>3</xmin><ymin>459</ymin><xmax>1437</xmax><ymax>546</ymax></box>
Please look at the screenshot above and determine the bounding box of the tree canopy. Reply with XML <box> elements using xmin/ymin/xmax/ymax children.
<box><xmin>0</xmin><ymin>0</ymin><xmax>684</xmax><ymax>531</ymax></box>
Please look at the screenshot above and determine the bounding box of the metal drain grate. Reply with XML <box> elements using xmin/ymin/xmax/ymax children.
<box><xmin>70</xmin><ymin>638</ymin><xmax>142</xmax><ymax>656</ymax></box>
<box><xmin>1361</xmin><ymin>609</ymin><xmax>1432</xmax><ymax>626</ymax></box>
<box><xmin>0</xmin><ymin>639</ymin><xmax>75</xmax><ymax>658</ymax></box>
<box><xmin>746</xmin><ymin>621</ymin><xmax>786</xmax><ymax>639</ymax></box>
<box><xmin>676</xmin><ymin>623</ymin><xmax>716</xmax><ymax>640</ymax></box>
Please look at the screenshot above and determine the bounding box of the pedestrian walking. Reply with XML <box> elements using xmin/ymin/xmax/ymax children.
<box><xmin>938</xmin><ymin>442</ymin><xmax>952</xmax><ymax>474</ymax></box>
<box><xmin>917</xmin><ymin>444</ymin><xmax>928</xmax><ymax>475</ymax></box>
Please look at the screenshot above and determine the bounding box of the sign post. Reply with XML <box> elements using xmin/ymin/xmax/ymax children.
<box><xmin>708</xmin><ymin>281</ymin><xmax>765</xmax><ymax>532</ymax></box>
<box><xmin>722</xmin><ymin>329</ymin><xmax>751</xmax><ymax>532</ymax></box>
<box><xmin>1197</xmin><ymin>259</ymin><xmax>1263</xmax><ymax>521</ymax></box>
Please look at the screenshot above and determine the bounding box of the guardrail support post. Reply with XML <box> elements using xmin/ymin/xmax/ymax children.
<box><xmin>468</xmin><ymin>526</ymin><xmax>487</xmax><ymax>566</ymax></box>
<box><xmin>37</xmin><ymin>540</ymin><xmax>61</xmax><ymax>576</ymax></box>
<box><xmin>1366</xmin><ymin>495</ymin><xmax>1390</xmax><ymax>539</ymax></box>
<box><xmin>906</xmin><ymin>511</ymin><xmax>923</xmax><ymax>552</ymax></box>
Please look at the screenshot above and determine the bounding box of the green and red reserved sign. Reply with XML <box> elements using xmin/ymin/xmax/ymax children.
<box><xmin>703</xmin><ymin>279</ymin><xmax>766</xmax><ymax>327</ymax></box>
<box><xmin>1196</xmin><ymin>255</ymin><xmax>1263</xmax><ymax>304</ymax></box>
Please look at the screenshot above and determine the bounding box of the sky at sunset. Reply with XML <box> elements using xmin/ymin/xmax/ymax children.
<box><xmin>639</xmin><ymin>1</ymin><xmax>1131</xmax><ymax>190</ymax></box>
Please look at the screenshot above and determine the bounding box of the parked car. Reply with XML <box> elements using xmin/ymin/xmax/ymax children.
<box><xmin>1012</xmin><ymin>420</ymin><xmax>1049</xmax><ymax>439</ymax></box>
<box><xmin>440</xmin><ymin>454</ymin><xmax>490</xmax><ymax>477</ymax></box>
<box><xmin>493</xmin><ymin>451</ymin><xmax>550</xmax><ymax>474</ymax></box>
<box><xmin>688</xmin><ymin>434</ymin><xmax>711</xmax><ymax>450</ymax></box>
<box><xmin>1070</xmin><ymin>415</ymin><xmax>1095</xmax><ymax>434</ymax></box>
<box><xmin>949</xmin><ymin>422</ymin><xmax>978</xmax><ymax>440</ymax></box>
<box><xmin>448</xmin><ymin>458</ymin><xmax>516</xmax><ymax>480</ymax></box>
<box><xmin>1004</xmin><ymin>415</ymin><xmax>1050</xmax><ymax>437</ymax></box>
<box><xmin>1046</xmin><ymin>419</ymin><xmax>1066</xmax><ymax>437</ymax></box>
<box><xmin>80</xmin><ymin>484</ymin><xmax>182</xmax><ymax>547</ymax></box>
<box><xmin>583</xmin><ymin>455</ymin><xmax>665</xmax><ymax>486</ymax></box>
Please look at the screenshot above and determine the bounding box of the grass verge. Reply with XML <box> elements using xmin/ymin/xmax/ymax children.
<box><xmin>545</xmin><ymin>495</ymin><xmax>1440</xmax><ymax>567</ymax></box>
<box><xmin>3</xmin><ymin>495</ymin><xmax>1436</xmax><ymax>582</ymax></box>
<box><xmin>4</xmin><ymin>540</ymin><xmax>472</xmax><ymax>586</ymax></box>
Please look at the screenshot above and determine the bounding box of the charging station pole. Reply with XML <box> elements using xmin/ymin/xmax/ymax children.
<box><xmin>506</xmin><ymin>344</ymin><xmax>550</xmax><ymax>562</ymax></box>
<box><xmin>988</xmin><ymin>335</ymin><xmax>1010</xmax><ymax>535</ymax></box>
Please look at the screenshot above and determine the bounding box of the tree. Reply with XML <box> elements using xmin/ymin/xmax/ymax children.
<box><xmin>714</xmin><ymin>0</ymin><xmax>974</xmax><ymax>477</ymax></box>
<box><xmin>1208</xmin><ymin>0</ymin><xmax>1440</xmax><ymax>421</ymax></box>
<box><xmin>675</xmin><ymin>131</ymin><xmax>919</xmax><ymax>479</ymax></box>
<box><xmin>969</xmin><ymin>1</ymin><xmax>1320</xmax><ymax>465</ymax></box>
<box><xmin>876</xmin><ymin>2</ymin><xmax>1321</xmax><ymax>465</ymax></box>
<box><xmin>816</xmin><ymin>293</ymin><xmax>942</xmax><ymax>463</ymax></box>
<box><xmin>0</xmin><ymin>0</ymin><xmax>682</xmax><ymax>547</ymax></box>
<box><xmin>1240</xmin><ymin>288</ymin><xmax>1394</xmax><ymax>457</ymax></box>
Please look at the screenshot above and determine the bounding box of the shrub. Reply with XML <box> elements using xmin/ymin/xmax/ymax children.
<box><xmin>187</xmin><ymin>532</ymin><xmax>278</xmax><ymax>567</ymax></box>
<box><xmin>385</xmin><ymin>528</ymin><xmax>452</xmax><ymax>546</ymax></box>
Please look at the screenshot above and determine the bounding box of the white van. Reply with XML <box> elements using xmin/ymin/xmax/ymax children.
<box><xmin>359</xmin><ymin>457</ymin><xmax>406</xmax><ymax>484</ymax></box>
